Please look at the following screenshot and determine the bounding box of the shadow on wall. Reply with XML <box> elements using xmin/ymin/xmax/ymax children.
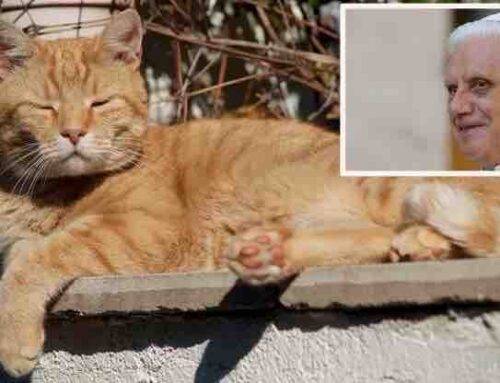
<box><xmin>2</xmin><ymin>281</ymin><xmax>500</xmax><ymax>382</ymax></box>
<box><xmin>0</xmin><ymin>372</ymin><xmax>31</xmax><ymax>383</ymax></box>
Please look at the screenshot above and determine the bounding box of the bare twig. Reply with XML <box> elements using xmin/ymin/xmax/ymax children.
<box><xmin>175</xmin><ymin>48</ymin><xmax>203</xmax><ymax>122</ymax></box>
<box><xmin>168</xmin><ymin>0</ymin><xmax>193</xmax><ymax>25</ymax></box>
<box><xmin>146</xmin><ymin>22</ymin><xmax>337</xmax><ymax>69</ymax></box>
<box><xmin>138</xmin><ymin>0</ymin><xmax>339</xmax><ymax>124</ymax></box>
<box><xmin>146</xmin><ymin>23</ymin><xmax>336</xmax><ymax>99</ymax></box>
<box><xmin>255</xmin><ymin>5</ymin><xmax>281</xmax><ymax>45</ymax></box>
<box><xmin>171</xmin><ymin>41</ymin><xmax>185</xmax><ymax>120</ymax></box>
<box><xmin>190</xmin><ymin>52</ymin><xmax>222</xmax><ymax>84</ymax></box>
<box><xmin>234</xmin><ymin>0</ymin><xmax>338</xmax><ymax>40</ymax></box>
<box><xmin>307</xmin><ymin>88</ymin><xmax>337</xmax><ymax>121</ymax></box>
<box><xmin>145</xmin><ymin>22</ymin><xmax>298</xmax><ymax>66</ymax></box>
<box><xmin>148</xmin><ymin>72</ymin><xmax>269</xmax><ymax>106</ymax></box>
<box><xmin>178</xmin><ymin>48</ymin><xmax>204</xmax><ymax>95</ymax></box>
<box><xmin>186</xmin><ymin>73</ymin><xmax>268</xmax><ymax>98</ymax></box>
<box><xmin>271</xmin><ymin>66</ymin><xmax>330</xmax><ymax>96</ymax></box>
<box><xmin>277</xmin><ymin>0</ymin><xmax>294</xmax><ymax>47</ymax></box>
<box><xmin>211</xmin><ymin>37</ymin><xmax>337</xmax><ymax>67</ymax></box>
<box><xmin>310</xmin><ymin>34</ymin><xmax>329</xmax><ymax>55</ymax></box>
<box><xmin>213</xmin><ymin>53</ymin><xmax>228</xmax><ymax>114</ymax></box>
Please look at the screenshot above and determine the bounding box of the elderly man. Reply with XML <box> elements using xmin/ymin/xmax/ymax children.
<box><xmin>446</xmin><ymin>13</ymin><xmax>500</xmax><ymax>170</ymax></box>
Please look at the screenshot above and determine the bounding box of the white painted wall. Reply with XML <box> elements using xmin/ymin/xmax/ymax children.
<box><xmin>345</xmin><ymin>9</ymin><xmax>451</xmax><ymax>171</ymax></box>
<box><xmin>17</xmin><ymin>308</ymin><xmax>500</xmax><ymax>383</ymax></box>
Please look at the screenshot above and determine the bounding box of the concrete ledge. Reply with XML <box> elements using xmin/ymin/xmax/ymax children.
<box><xmin>51</xmin><ymin>258</ymin><xmax>500</xmax><ymax>316</ymax></box>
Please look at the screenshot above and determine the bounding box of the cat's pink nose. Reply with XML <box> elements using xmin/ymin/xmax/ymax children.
<box><xmin>60</xmin><ymin>129</ymin><xmax>86</xmax><ymax>145</ymax></box>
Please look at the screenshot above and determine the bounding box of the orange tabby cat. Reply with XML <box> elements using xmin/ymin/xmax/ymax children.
<box><xmin>0</xmin><ymin>10</ymin><xmax>499</xmax><ymax>377</ymax></box>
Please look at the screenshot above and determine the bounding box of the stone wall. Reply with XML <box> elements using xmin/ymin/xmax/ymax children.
<box><xmin>3</xmin><ymin>259</ymin><xmax>500</xmax><ymax>383</ymax></box>
<box><xmin>21</xmin><ymin>306</ymin><xmax>500</xmax><ymax>383</ymax></box>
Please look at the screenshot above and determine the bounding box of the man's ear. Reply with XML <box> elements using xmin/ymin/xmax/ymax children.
<box><xmin>98</xmin><ymin>10</ymin><xmax>143</xmax><ymax>67</ymax></box>
<box><xmin>0</xmin><ymin>20</ymin><xmax>34</xmax><ymax>80</ymax></box>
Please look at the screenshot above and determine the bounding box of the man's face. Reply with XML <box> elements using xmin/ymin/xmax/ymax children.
<box><xmin>445</xmin><ymin>36</ymin><xmax>500</xmax><ymax>167</ymax></box>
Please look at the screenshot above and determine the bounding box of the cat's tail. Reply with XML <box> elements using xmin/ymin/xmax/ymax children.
<box><xmin>403</xmin><ymin>182</ymin><xmax>500</xmax><ymax>257</ymax></box>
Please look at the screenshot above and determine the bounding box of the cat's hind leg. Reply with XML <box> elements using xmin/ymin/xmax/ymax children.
<box><xmin>226</xmin><ymin>222</ymin><xmax>394</xmax><ymax>285</ymax></box>
<box><xmin>389</xmin><ymin>224</ymin><xmax>452</xmax><ymax>262</ymax></box>
<box><xmin>225</xmin><ymin>225</ymin><xmax>291</xmax><ymax>285</ymax></box>
<box><xmin>397</xmin><ymin>182</ymin><xmax>500</xmax><ymax>259</ymax></box>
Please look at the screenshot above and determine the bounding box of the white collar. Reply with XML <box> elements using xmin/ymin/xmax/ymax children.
<box><xmin>482</xmin><ymin>164</ymin><xmax>500</xmax><ymax>171</ymax></box>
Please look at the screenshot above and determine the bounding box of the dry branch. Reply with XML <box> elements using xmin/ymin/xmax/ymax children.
<box><xmin>140</xmin><ymin>0</ymin><xmax>339</xmax><ymax>124</ymax></box>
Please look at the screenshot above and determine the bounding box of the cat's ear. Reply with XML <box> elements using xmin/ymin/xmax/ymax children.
<box><xmin>0</xmin><ymin>20</ymin><xmax>34</xmax><ymax>80</ymax></box>
<box><xmin>98</xmin><ymin>10</ymin><xmax>143</xmax><ymax>67</ymax></box>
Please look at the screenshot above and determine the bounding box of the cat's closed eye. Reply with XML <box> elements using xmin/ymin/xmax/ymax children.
<box><xmin>32</xmin><ymin>103</ymin><xmax>56</xmax><ymax>112</ymax></box>
<box><xmin>90</xmin><ymin>98</ymin><xmax>111</xmax><ymax>108</ymax></box>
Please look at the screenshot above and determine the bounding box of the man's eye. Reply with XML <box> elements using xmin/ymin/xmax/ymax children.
<box><xmin>447</xmin><ymin>85</ymin><xmax>457</xmax><ymax>97</ymax></box>
<box><xmin>473</xmin><ymin>80</ymin><xmax>491</xmax><ymax>92</ymax></box>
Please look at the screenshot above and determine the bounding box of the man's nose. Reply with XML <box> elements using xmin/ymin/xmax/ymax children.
<box><xmin>450</xmin><ymin>90</ymin><xmax>473</xmax><ymax>116</ymax></box>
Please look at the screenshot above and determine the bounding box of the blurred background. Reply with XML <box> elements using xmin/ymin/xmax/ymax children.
<box><xmin>0</xmin><ymin>0</ymin><xmax>339</xmax><ymax>131</ymax></box>
<box><xmin>345</xmin><ymin>7</ymin><xmax>500</xmax><ymax>171</ymax></box>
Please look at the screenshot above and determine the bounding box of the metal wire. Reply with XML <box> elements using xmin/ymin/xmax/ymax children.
<box><xmin>1</xmin><ymin>1</ymin><xmax>133</xmax><ymax>37</ymax></box>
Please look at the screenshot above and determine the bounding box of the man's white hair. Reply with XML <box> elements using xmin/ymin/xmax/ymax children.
<box><xmin>449</xmin><ymin>12</ymin><xmax>500</xmax><ymax>51</ymax></box>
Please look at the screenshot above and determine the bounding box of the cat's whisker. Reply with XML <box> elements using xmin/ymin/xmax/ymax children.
<box><xmin>109</xmin><ymin>148</ymin><xmax>146</xmax><ymax>169</ymax></box>
<box><xmin>38</xmin><ymin>160</ymin><xmax>52</xmax><ymax>192</ymax></box>
<box><xmin>20</xmin><ymin>155</ymin><xmax>47</xmax><ymax>197</ymax></box>
<box><xmin>11</xmin><ymin>153</ymin><xmax>42</xmax><ymax>195</ymax></box>
<box><xmin>91</xmin><ymin>145</ymin><xmax>144</xmax><ymax>164</ymax></box>
<box><xmin>0</xmin><ymin>146</ymin><xmax>41</xmax><ymax>177</ymax></box>
<box><xmin>25</xmin><ymin>155</ymin><xmax>52</xmax><ymax>197</ymax></box>
<box><xmin>0</xmin><ymin>156</ymin><xmax>37</xmax><ymax>183</ymax></box>
<box><xmin>20</xmin><ymin>148</ymin><xmax>52</xmax><ymax>191</ymax></box>
<box><xmin>25</xmin><ymin>164</ymin><xmax>41</xmax><ymax>198</ymax></box>
<box><xmin>32</xmin><ymin>153</ymin><xmax>53</xmax><ymax>192</ymax></box>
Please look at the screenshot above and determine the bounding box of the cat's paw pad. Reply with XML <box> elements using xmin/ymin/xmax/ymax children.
<box><xmin>389</xmin><ymin>225</ymin><xmax>451</xmax><ymax>262</ymax></box>
<box><xmin>0</xmin><ymin>300</ymin><xmax>44</xmax><ymax>377</ymax></box>
<box><xmin>226</xmin><ymin>227</ymin><xmax>292</xmax><ymax>285</ymax></box>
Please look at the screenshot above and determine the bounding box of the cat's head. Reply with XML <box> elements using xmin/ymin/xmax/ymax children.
<box><xmin>0</xmin><ymin>10</ymin><xmax>148</xmax><ymax>180</ymax></box>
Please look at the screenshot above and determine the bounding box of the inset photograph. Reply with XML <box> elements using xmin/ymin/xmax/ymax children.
<box><xmin>343</xmin><ymin>5</ymin><xmax>500</xmax><ymax>174</ymax></box>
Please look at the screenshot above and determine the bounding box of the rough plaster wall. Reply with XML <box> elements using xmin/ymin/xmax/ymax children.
<box><xmin>4</xmin><ymin>307</ymin><xmax>500</xmax><ymax>383</ymax></box>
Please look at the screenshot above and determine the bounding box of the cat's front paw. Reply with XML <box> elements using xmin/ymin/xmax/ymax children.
<box><xmin>226</xmin><ymin>226</ymin><xmax>294</xmax><ymax>285</ymax></box>
<box><xmin>389</xmin><ymin>224</ymin><xmax>452</xmax><ymax>262</ymax></box>
<box><xmin>0</xmin><ymin>286</ymin><xmax>44</xmax><ymax>377</ymax></box>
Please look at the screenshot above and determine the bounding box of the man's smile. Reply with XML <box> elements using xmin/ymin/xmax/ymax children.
<box><xmin>457</xmin><ymin>124</ymin><xmax>486</xmax><ymax>131</ymax></box>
